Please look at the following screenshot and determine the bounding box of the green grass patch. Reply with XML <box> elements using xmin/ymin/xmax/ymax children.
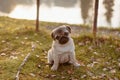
<box><xmin>0</xmin><ymin>16</ymin><xmax>120</xmax><ymax>80</ymax></box>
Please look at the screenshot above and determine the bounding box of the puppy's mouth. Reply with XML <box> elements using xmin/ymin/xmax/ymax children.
<box><xmin>59</xmin><ymin>36</ymin><xmax>69</xmax><ymax>44</ymax></box>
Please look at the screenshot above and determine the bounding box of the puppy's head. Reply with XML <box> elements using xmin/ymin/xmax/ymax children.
<box><xmin>51</xmin><ymin>25</ymin><xmax>71</xmax><ymax>44</ymax></box>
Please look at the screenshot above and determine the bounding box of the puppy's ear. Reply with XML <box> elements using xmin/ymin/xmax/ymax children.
<box><xmin>51</xmin><ymin>32</ymin><xmax>55</xmax><ymax>40</ymax></box>
<box><xmin>66</xmin><ymin>25</ymin><xmax>71</xmax><ymax>33</ymax></box>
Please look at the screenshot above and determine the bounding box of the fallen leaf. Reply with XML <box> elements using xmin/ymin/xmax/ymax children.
<box><xmin>105</xmin><ymin>62</ymin><xmax>110</xmax><ymax>65</ymax></box>
<box><xmin>45</xmin><ymin>74</ymin><xmax>50</xmax><ymax>78</ymax></box>
<box><xmin>103</xmin><ymin>68</ymin><xmax>108</xmax><ymax>71</ymax></box>
<box><xmin>15</xmin><ymin>36</ymin><xmax>19</xmax><ymax>39</ymax></box>
<box><xmin>61</xmin><ymin>76</ymin><xmax>65</xmax><ymax>79</ymax></box>
<box><xmin>39</xmin><ymin>43</ymin><xmax>42</xmax><ymax>45</ymax></box>
<box><xmin>88</xmin><ymin>46</ymin><xmax>93</xmax><ymax>51</ymax></box>
<box><xmin>78</xmin><ymin>61</ymin><xmax>85</xmax><ymax>66</ymax></box>
<box><xmin>38</xmin><ymin>65</ymin><xmax>41</xmax><ymax>68</ymax></box>
<box><xmin>114</xmin><ymin>77</ymin><xmax>119</xmax><ymax>80</ymax></box>
<box><xmin>36</xmin><ymin>55</ymin><xmax>39</xmax><ymax>58</ymax></box>
<box><xmin>24</xmin><ymin>37</ymin><xmax>28</xmax><ymax>40</ymax></box>
<box><xmin>98</xmin><ymin>73</ymin><xmax>106</xmax><ymax>79</ymax></box>
<box><xmin>116</xmin><ymin>47</ymin><xmax>120</xmax><ymax>52</ymax></box>
<box><xmin>21</xmin><ymin>41</ymin><xmax>25</xmax><ymax>45</ymax></box>
<box><xmin>2</xmin><ymin>40</ymin><xmax>6</xmax><ymax>43</ymax></box>
<box><xmin>29</xmin><ymin>73</ymin><xmax>36</xmax><ymax>77</ymax></box>
<box><xmin>11</xmin><ymin>52</ymin><xmax>20</xmax><ymax>55</ymax></box>
<box><xmin>110</xmin><ymin>69</ymin><xmax>116</xmax><ymax>74</ymax></box>
<box><xmin>93</xmin><ymin>52</ymin><xmax>99</xmax><ymax>55</ymax></box>
<box><xmin>70</xmin><ymin>77</ymin><xmax>78</xmax><ymax>80</ymax></box>
<box><xmin>87</xmin><ymin>63</ymin><xmax>93</xmax><ymax>68</ymax></box>
<box><xmin>31</xmin><ymin>42</ymin><xmax>36</xmax><ymax>49</ymax></box>
<box><xmin>0</xmin><ymin>53</ymin><xmax>6</xmax><ymax>56</ymax></box>
<box><xmin>34</xmin><ymin>33</ymin><xmax>38</xmax><ymax>36</ymax></box>
<box><xmin>87</xmin><ymin>61</ymin><xmax>98</xmax><ymax>68</ymax></box>
<box><xmin>86</xmin><ymin>41</ymin><xmax>90</xmax><ymax>44</ymax></box>
<box><xmin>108</xmin><ymin>66</ymin><xmax>113</xmax><ymax>70</ymax></box>
<box><xmin>6</xmin><ymin>42</ymin><xmax>10</xmax><ymax>45</ymax></box>
<box><xmin>9</xmin><ymin>56</ymin><xmax>18</xmax><ymax>60</ymax></box>
<box><xmin>109</xmin><ymin>45</ymin><xmax>114</xmax><ymax>48</ymax></box>
<box><xmin>51</xmin><ymin>74</ymin><xmax>56</xmax><ymax>78</ymax></box>
<box><xmin>81</xmin><ymin>74</ymin><xmax>87</xmax><ymax>79</ymax></box>
<box><xmin>118</xmin><ymin>58</ymin><xmax>120</xmax><ymax>62</ymax></box>
<box><xmin>44</xmin><ymin>56</ymin><xmax>47</xmax><ymax>59</ymax></box>
<box><xmin>36</xmin><ymin>41</ymin><xmax>39</xmax><ymax>43</ymax></box>
<box><xmin>67</xmin><ymin>69</ymin><xmax>74</xmax><ymax>74</ymax></box>
<box><xmin>21</xmin><ymin>54</ymin><xmax>24</xmax><ymax>57</ymax></box>
<box><xmin>92</xmin><ymin>76</ymin><xmax>97</xmax><ymax>79</ymax></box>
<box><xmin>44</xmin><ymin>51</ymin><xmax>48</xmax><ymax>54</ymax></box>
<box><xmin>87</xmin><ymin>71</ymin><xmax>93</xmax><ymax>76</ymax></box>
<box><xmin>78</xmin><ymin>42</ymin><xmax>84</xmax><ymax>46</ymax></box>
<box><xmin>108</xmin><ymin>77</ymin><xmax>114</xmax><ymax>80</ymax></box>
<box><xmin>118</xmin><ymin>63</ymin><xmax>120</xmax><ymax>67</ymax></box>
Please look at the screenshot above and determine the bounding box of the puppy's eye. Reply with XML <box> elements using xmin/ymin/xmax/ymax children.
<box><xmin>56</xmin><ymin>36</ymin><xmax>60</xmax><ymax>40</ymax></box>
<box><xmin>64</xmin><ymin>32</ymin><xmax>68</xmax><ymax>36</ymax></box>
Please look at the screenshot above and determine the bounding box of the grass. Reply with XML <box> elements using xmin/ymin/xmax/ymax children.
<box><xmin>0</xmin><ymin>16</ymin><xmax>120</xmax><ymax>80</ymax></box>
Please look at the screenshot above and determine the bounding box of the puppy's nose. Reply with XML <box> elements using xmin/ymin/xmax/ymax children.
<box><xmin>64</xmin><ymin>32</ymin><xmax>69</xmax><ymax>36</ymax></box>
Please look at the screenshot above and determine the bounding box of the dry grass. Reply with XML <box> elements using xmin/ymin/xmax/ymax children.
<box><xmin>0</xmin><ymin>17</ymin><xmax>120</xmax><ymax>80</ymax></box>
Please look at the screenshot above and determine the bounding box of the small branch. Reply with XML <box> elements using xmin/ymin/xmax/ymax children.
<box><xmin>15</xmin><ymin>53</ymin><xmax>31</xmax><ymax>80</ymax></box>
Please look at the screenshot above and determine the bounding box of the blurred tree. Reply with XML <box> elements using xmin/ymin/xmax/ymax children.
<box><xmin>40</xmin><ymin>0</ymin><xmax>53</xmax><ymax>7</ymax></box>
<box><xmin>93</xmin><ymin>0</ymin><xmax>99</xmax><ymax>38</ymax></box>
<box><xmin>103</xmin><ymin>0</ymin><xmax>114</xmax><ymax>25</ymax></box>
<box><xmin>0</xmin><ymin>0</ymin><xmax>16</xmax><ymax>13</ymax></box>
<box><xmin>15</xmin><ymin>0</ymin><xmax>34</xmax><ymax>5</ymax></box>
<box><xmin>80</xmin><ymin>0</ymin><xmax>93</xmax><ymax>24</ymax></box>
<box><xmin>54</xmin><ymin>0</ymin><xmax>77</xmax><ymax>8</ymax></box>
<box><xmin>0</xmin><ymin>0</ymin><xmax>34</xmax><ymax>13</ymax></box>
<box><xmin>36</xmin><ymin>0</ymin><xmax>40</xmax><ymax>32</ymax></box>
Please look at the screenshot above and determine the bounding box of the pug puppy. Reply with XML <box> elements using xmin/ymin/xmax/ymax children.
<box><xmin>48</xmin><ymin>25</ymin><xmax>80</xmax><ymax>71</ymax></box>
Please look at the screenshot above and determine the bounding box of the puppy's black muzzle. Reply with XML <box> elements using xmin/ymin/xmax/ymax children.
<box><xmin>58</xmin><ymin>36</ymin><xmax>69</xmax><ymax>44</ymax></box>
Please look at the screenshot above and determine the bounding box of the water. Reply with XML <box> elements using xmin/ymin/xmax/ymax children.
<box><xmin>8</xmin><ymin>0</ymin><xmax>120</xmax><ymax>28</ymax></box>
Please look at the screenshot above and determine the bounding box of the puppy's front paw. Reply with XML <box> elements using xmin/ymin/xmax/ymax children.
<box><xmin>51</xmin><ymin>66</ymin><xmax>58</xmax><ymax>71</ymax></box>
<box><xmin>74</xmin><ymin>63</ymin><xmax>80</xmax><ymax>67</ymax></box>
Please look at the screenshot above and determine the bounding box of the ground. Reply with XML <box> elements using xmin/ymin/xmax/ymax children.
<box><xmin>0</xmin><ymin>17</ymin><xmax>120</xmax><ymax>80</ymax></box>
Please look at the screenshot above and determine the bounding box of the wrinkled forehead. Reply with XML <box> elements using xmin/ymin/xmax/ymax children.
<box><xmin>54</xmin><ymin>27</ymin><xmax>68</xmax><ymax>34</ymax></box>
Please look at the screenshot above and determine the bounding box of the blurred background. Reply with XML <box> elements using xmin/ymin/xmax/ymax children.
<box><xmin>0</xmin><ymin>1</ymin><xmax>120</xmax><ymax>80</ymax></box>
<box><xmin>0</xmin><ymin>0</ymin><xmax>120</xmax><ymax>28</ymax></box>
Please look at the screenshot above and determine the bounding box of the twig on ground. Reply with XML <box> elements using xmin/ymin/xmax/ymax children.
<box><xmin>15</xmin><ymin>53</ymin><xmax>31</xmax><ymax>80</ymax></box>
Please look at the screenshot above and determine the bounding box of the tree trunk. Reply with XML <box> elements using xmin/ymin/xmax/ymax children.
<box><xmin>36</xmin><ymin>0</ymin><xmax>40</xmax><ymax>32</ymax></box>
<box><xmin>93</xmin><ymin>0</ymin><xmax>99</xmax><ymax>38</ymax></box>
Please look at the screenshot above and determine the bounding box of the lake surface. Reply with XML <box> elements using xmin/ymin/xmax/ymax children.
<box><xmin>8</xmin><ymin>0</ymin><xmax>120</xmax><ymax>28</ymax></box>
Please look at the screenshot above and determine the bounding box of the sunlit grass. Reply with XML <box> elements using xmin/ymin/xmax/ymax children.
<box><xmin>0</xmin><ymin>17</ymin><xmax>120</xmax><ymax>80</ymax></box>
